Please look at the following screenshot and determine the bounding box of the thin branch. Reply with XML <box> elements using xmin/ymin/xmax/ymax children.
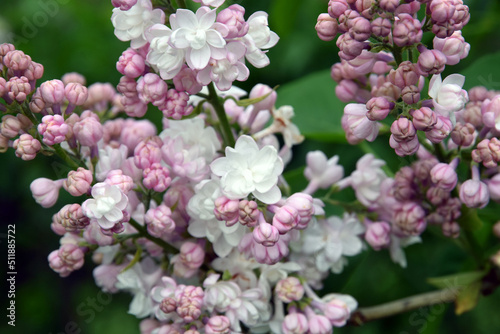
<box><xmin>349</xmin><ymin>288</ymin><xmax>459</xmax><ymax>326</ymax></box>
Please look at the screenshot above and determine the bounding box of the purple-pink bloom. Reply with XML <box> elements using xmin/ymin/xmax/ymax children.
<box><xmin>64</xmin><ymin>167</ymin><xmax>93</xmax><ymax>197</ymax></box>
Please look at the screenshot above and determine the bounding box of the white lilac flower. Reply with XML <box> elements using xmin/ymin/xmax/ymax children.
<box><xmin>302</xmin><ymin>213</ymin><xmax>365</xmax><ymax>273</ymax></box>
<box><xmin>303</xmin><ymin>151</ymin><xmax>344</xmax><ymax>193</ymax></box>
<box><xmin>428</xmin><ymin>73</ymin><xmax>468</xmax><ymax>124</ymax></box>
<box><xmin>211</xmin><ymin>135</ymin><xmax>284</xmax><ymax>204</ymax></box>
<box><xmin>169</xmin><ymin>7</ymin><xmax>227</xmax><ymax>70</ymax></box>
<box><xmin>95</xmin><ymin>144</ymin><xmax>128</xmax><ymax>181</ymax></box>
<box><xmin>253</xmin><ymin>105</ymin><xmax>304</xmax><ymax>148</ymax></box>
<box><xmin>349</xmin><ymin>153</ymin><xmax>388</xmax><ymax>208</ymax></box>
<box><xmin>146</xmin><ymin>24</ymin><xmax>185</xmax><ymax>80</ymax></box>
<box><xmin>211</xmin><ymin>250</ymin><xmax>260</xmax><ymax>290</ymax></box>
<box><xmin>187</xmin><ymin>179</ymin><xmax>247</xmax><ymax>257</ymax></box>
<box><xmin>115</xmin><ymin>257</ymin><xmax>163</xmax><ymax>318</ymax></box>
<box><xmin>242</xmin><ymin>11</ymin><xmax>279</xmax><ymax>68</ymax></box>
<box><xmin>81</xmin><ymin>183</ymin><xmax>128</xmax><ymax>230</ymax></box>
<box><xmin>111</xmin><ymin>0</ymin><xmax>165</xmax><ymax>49</ymax></box>
<box><xmin>389</xmin><ymin>234</ymin><xmax>421</xmax><ymax>268</ymax></box>
<box><xmin>160</xmin><ymin>118</ymin><xmax>221</xmax><ymax>182</ymax></box>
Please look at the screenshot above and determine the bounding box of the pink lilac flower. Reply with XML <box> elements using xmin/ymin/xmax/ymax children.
<box><xmin>81</xmin><ymin>183</ymin><xmax>129</xmax><ymax>230</ymax></box>
<box><xmin>30</xmin><ymin>178</ymin><xmax>64</xmax><ymax>208</ymax></box>
<box><xmin>13</xmin><ymin>134</ymin><xmax>41</xmax><ymax>160</ymax></box>
<box><xmin>64</xmin><ymin>167</ymin><xmax>93</xmax><ymax>197</ymax></box>
<box><xmin>48</xmin><ymin>243</ymin><xmax>85</xmax><ymax>277</ymax></box>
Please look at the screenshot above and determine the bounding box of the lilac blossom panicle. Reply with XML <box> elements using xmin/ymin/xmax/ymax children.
<box><xmin>4</xmin><ymin>0</ymin><xmax>500</xmax><ymax>333</ymax></box>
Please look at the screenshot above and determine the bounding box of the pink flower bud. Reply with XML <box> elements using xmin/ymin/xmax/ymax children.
<box><xmin>134</xmin><ymin>136</ymin><xmax>163</xmax><ymax>169</ymax></box>
<box><xmin>29</xmin><ymin>90</ymin><xmax>46</xmax><ymax>113</ymax></box>
<box><xmin>1</xmin><ymin>115</ymin><xmax>21</xmax><ymax>138</ymax></box>
<box><xmin>73</xmin><ymin>115</ymin><xmax>103</xmax><ymax>147</ymax></box>
<box><xmin>459</xmin><ymin>167</ymin><xmax>489</xmax><ymax>209</ymax></box>
<box><xmin>55</xmin><ymin>203</ymin><xmax>90</xmax><ymax>231</ymax></box>
<box><xmin>388</xmin><ymin>61</ymin><xmax>420</xmax><ymax>89</ymax></box>
<box><xmin>366</xmin><ymin>97</ymin><xmax>393</xmax><ymax>121</ymax></box>
<box><xmin>117</xmin><ymin>48</ymin><xmax>145</xmax><ymax>78</ymax></box>
<box><xmin>13</xmin><ymin>134</ymin><xmax>41</xmax><ymax>160</ymax></box>
<box><xmin>214</xmin><ymin>196</ymin><xmax>239</xmax><ymax>226</ymax></box>
<box><xmin>275</xmin><ymin>277</ymin><xmax>304</xmax><ymax>303</ymax></box>
<box><xmin>285</xmin><ymin>192</ymin><xmax>314</xmax><ymax>227</ymax></box>
<box><xmin>65</xmin><ymin>82</ymin><xmax>88</xmax><ymax>105</ymax></box>
<box><xmin>176</xmin><ymin>285</ymin><xmax>204</xmax><ymax>322</ymax></box>
<box><xmin>379</xmin><ymin>0</ymin><xmax>400</xmax><ymax>12</ymax></box>
<box><xmin>393</xmin><ymin>202</ymin><xmax>427</xmax><ymax>236</ymax></box>
<box><xmin>365</xmin><ymin>221</ymin><xmax>391</xmax><ymax>250</ymax></box>
<box><xmin>393</xmin><ymin>166</ymin><xmax>417</xmax><ymax>201</ymax></box>
<box><xmin>159</xmin><ymin>89</ymin><xmax>193</xmax><ymax>120</ymax></box>
<box><xmin>104</xmin><ymin>169</ymin><xmax>135</xmax><ymax>194</ymax></box>
<box><xmin>61</xmin><ymin>72</ymin><xmax>86</xmax><ymax>86</ymax></box>
<box><xmin>23</xmin><ymin>61</ymin><xmax>44</xmax><ymax>81</ymax></box>
<box><xmin>3</xmin><ymin>50</ymin><xmax>31</xmax><ymax>71</ymax></box>
<box><xmin>112</xmin><ymin>0</ymin><xmax>137</xmax><ymax>11</ymax></box>
<box><xmin>145</xmin><ymin>204</ymin><xmax>175</xmax><ymax>237</ymax></box>
<box><xmin>487</xmin><ymin>174</ymin><xmax>500</xmax><ymax>202</ymax></box>
<box><xmin>254</xmin><ymin>219</ymin><xmax>280</xmax><ymax>246</ymax></box>
<box><xmin>393</xmin><ymin>14</ymin><xmax>423</xmax><ymax>47</ymax></box>
<box><xmin>282</xmin><ymin>313</ymin><xmax>309</xmax><ymax>334</ymax></box>
<box><xmin>137</xmin><ymin>73</ymin><xmax>168</xmax><ymax>106</ymax></box>
<box><xmin>30</xmin><ymin>178</ymin><xmax>64</xmax><ymax>208</ymax></box>
<box><xmin>40</xmin><ymin>79</ymin><xmax>65</xmax><ymax>105</ymax></box>
<box><xmin>401</xmin><ymin>85</ymin><xmax>421</xmax><ymax>105</ymax></box>
<box><xmin>433</xmin><ymin>31</ymin><xmax>470</xmax><ymax>65</ymax></box>
<box><xmin>159</xmin><ymin>297</ymin><xmax>177</xmax><ymax>314</ymax></box>
<box><xmin>417</xmin><ymin>49</ymin><xmax>447</xmax><ymax>76</ymax></box>
<box><xmin>122</xmin><ymin>96</ymin><xmax>148</xmax><ymax>118</ymax></box>
<box><xmin>316</xmin><ymin>13</ymin><xmax>339</xmax><ymax>41</ymax></box>
<box><xmin>481</xmin><ymin>95</ymin><xmax>500</xmax><ymax>130</ymax></box>
<box><xmin>179</xmin><ymin>242</ymin><xmax>205</xmax><ymax>269</ymax></box>
<box><xmin>472</xmin><ymin>138</ymin><xmax>500</xmax><ymax>168</ymax></box>
<box><xmin>442</xmin><ymin>221</ymin><xmax>460</xmax><ymax>238</ymax></box>
<box><xmin>349</xmin><ymin>16</ymin><xmax>371</xmax><ymax>41</ymax></box>
<box><xmin>328</xmin><ymin>0</ymin><xmax>349</xmax><ymax>19</ymax></box>
<box><xmin>429</xmin><ymin>0</ymin><xmax>456</xmax><ymax>23</ymax></box>
<box><xmin>0</xmin><ymin>43</ymin><xmax>15</xmax><ymax>63</ymax></box>
<box><xmin>323</xmin><ymin>299</ymin><xmax>350</xmax><ymax>327</ymax></box>
<box><xmin>64</xmin><ymin>167</ymin><xmax>93</xmax><ymax>196</ymax></box>
<box><xmin>372</xmin><ymin>81</ymin><xmax>401</xmax><ymax>101</ymax></box>
<box><xmin>48</xmin><ymin>243</ymin><xmax>85</xmax><ymax>277</ymax></box>
<box><xmin>426</xmin><ymin>186</ymin><xmax>450</xmax><ymax>206</ymax></box>
<box><xmin>251</xmin><ymin>234</ymin><xmax>290</xmax><ymax>265</ymax></box>
<box><xmin>217</xmin><ymin>4</ymin><xmax>249</xmax><ymax>39</ymax></box>
<box><xmin>410</xmin><ymin>107</ymin><xmax>438</xmax><ymax>131</ymax></box>
<box><xmin>143</xmin><ymin>163</ymin><xmax>172</xmax><ymax>192</ymax></box>
<box><xmin>307</xmin><ymin>311</ymin><xmax>332</xmax><ymax>334</ymax></box>
<box><xmin>336</xmin><ymin>34</ymin><xmax>367</xmax><ymax>60</ymax></box>
<box><xmin>371</xmin><ymin>17</ymin><xmax>392</xmax><ymax>37</ymax></box>
<box><xmin>390</xmin><ymin>117</ymin><xmax>416</xmax><ymax>142</ymax></box>
<box><xmin>272</xmin><ymin>205</ymin><xmax>299</xmax><ymax>234</ymax></box>
<box><xmin>249</xmin><ymin>83</ymin><xmax>277</xmax><ymax>112</ymax></box>
<box><xmin>205</xmin><ymin>316</ymin><xmax>231</xmax><ymax>334</ymax></box>
<box><xmin>342</xmin><ymin>103</ymin><xmax>379</xmax><ymax>142</ymax></box>
<box><xmin>336</xmin><ymin>79</ymin><xmax>360</xmax><ymax>103</ymax></box>
<box><xmin>120</xmin><ymin>119</ymin><xmax>157</xmax><ymax>153</ymax></box>
<box><xmin>425</xmin><ymin>116</ymin><xmax>452</xmax><ymax>144</ymax></box>
<box><xmin>6</xmin><ymin>76</ymin><xmax>32</xmax><ymax>102</ymax></box>
<box><xmin>239</xmin><ymin>200</ymin><xmax>260</xmax><ymax>227</ymax></box>
<box><xmin>430</xmin><ymin>161</ymin><xmax>458</xmax><ymax>191</ymax></box>
<box><xmin>390</xmin><ymin>134</ymin><xmax>420</xmax><ymax>156</ymax></box>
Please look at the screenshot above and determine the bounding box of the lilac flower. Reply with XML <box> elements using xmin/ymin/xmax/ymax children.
<box><xmin>81</xmin><ymin>183</ymin><xmax>129</xmax><ymax>230</ymax></box>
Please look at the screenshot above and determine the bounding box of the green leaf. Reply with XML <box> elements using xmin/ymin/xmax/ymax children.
<box><xmin>461</xmin><ymin>51</ymin><xmax>500</xmax><ymax>90</ymax></box>
<box><xmin>427</xmin><ymin>270</ymin><xmax>486</xmax><ymax>290</ymax></box>
<box><xmin>276</xmin><ymin>70</ymin><xmax>346</xmax><ymax>142</ymax></box>
<box><xmin>455</xmin><ymin>280</ymin><xmax>481</xmax><ymax>315</ymax></box>
<box><xmin>121</xmin><ymin>246</ymin><xmax>142</xmax><ymax>273</ymax></box>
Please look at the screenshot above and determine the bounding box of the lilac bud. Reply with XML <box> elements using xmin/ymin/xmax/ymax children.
<box><xmin>371</xmin><ymin>17</ymin><xmax>392</xmax><ymax>37</ymax></box>
<box><xmin>133</xmin><ymin>137</ymin><xmax>163</xmax><ymax>170</ymax></box>
<box><xmin>323</xmin><ymin>299</ymin><xmax>350</xmax><ymax>327</ymax></box>
<box><xmin>239</xmin><ymin>200</ymin><xmax>260</xmax><ymax>227</ymax></box>
<box><xmin>61</xmin><ymin>72</ymin><xmax>86</xmax><ymax>86</ymax></box>
<box><xmin>348</xmin><ymin>16</ymin><xmax>371</xmax><ymax>41</ymax></box>
<box><xmin>390</xmin><ymin>117</ymin><xmax>416</xmax><ymax>142</ymax></box>
<box><xmin>401</xmin><ymin>85</ymin><xmax>421</xmax><ymax>105</ymax></box>
<box><xmin>159</xmin><ymin>89</ymin><xmax>193</xmax><ymax>120</ymax></box>
<box><xmin>272</xmin><ymin>205</ymin><xmax>299</xmax><ymax>234</ymax></box>
<box><xmin>275</xmin><ymin>277</ymin><xmax>304</xmax><ymax>303</ymax></box>
<box><xmin>365</xmin><ymin>221</ymin><xmax>391</xmax><ymax>250</ymax></box>
<box><xmin>1</xmin><ymin>115</ymin><xmax>21</xmax><ymax>138</ymax></box>
<box><xmin>417</xmin><ymin>49</ymin><xmax>447</xmax><ymax>76</ymax></box>
<box><xmin>117</xmin><ymin>48</ymin><xmax>145</xmax><ymax>78</ymax></box>
<box><xmin>217</xmin><ymin>4</ymin><xmax>249</xmax><ymax>39</ymax></box>
<box><xmin>104</xmin><ymin>169</ymin><xmax>135</xmax><ymax>194</ymax></box>
<box><xmin>429</xmin><ymin>0</ymin><xmax>456</xmax><ymax>23</ymax></box>
<box><xmin>316</xmin><ymin>13</ymin><xmax>339</xmax><ymax>41</ymax></box>
<box><xmin>472</xmin><ymin>138</ymin><xmax>500</xmax><ymax>169</ymax></box>
<box><xmin>393</xmin><ymin>202</ymin><xmax>427</xmax><ymax>236</ymax></box>
<box><xmin>23</xmin><ymin>61</ymin><xmax>44</xmax><ymax>81</ymax></box>
<box><xmin>55</xmin><ymin>203</ymin><xmax>90</xmax><ymax>231</ymax></box>
<box><xmin>393</xmin><ymin>14</ymin><xmax>423</xmax><ymax>47</ymax></box>
<box><xmin>387</xmin><ymin>61</ymin><xmax>420</xmax><ymax>89</ymax></box>
<box><xmin>3</xmin><ymin>50</ymin><xmax>31</xmax><ymax>71</ymax></box>
<box><xmin>40</xmin><ymin>79</ymin><xmax>65</xmax><ymax>105</ymax></box>
<box><xmin>0</xmin><ymin>43</ymin><xmax>15</xmax><ymax>63</ymax></box>
<box><xmin>355</xmin><ymin>0</ymin><xmax>374</xmax><ymax>19</ymax></box>
<box><xmin>433</xmin><ymin>31</ymin><xmax>470</xmax><ymax>65</ymax></box>
<box><xmin>214</xmin><ymin>196</ymin><xmax>239</xmax><ymax>226</ymax></box>
<box><xmin>111</xmin><ymin>0</ymin><xmax>138</xmax><ymax>11</ymax></box>
<box><xmin>487</xmin><ymin>174</ymin><xmax>500</xmax><ymax>202</ymax></box>
<box><xmin>205</xmin><ymin>316</ymin><xmax>231</xmax><ymax>334</ymax></box>
<box><xmin>159</xmin><ymin>297</ymin><xmax>177</xmax><ymax>314</ymax></box>
<box><xmin>38</xmin><ymin>115</ymin><xmax>69</xmax><ymax>145</ymax></box>
<box><xmin>64</xmin><ymin>82</ymin><xmax>88</xmax><ymax>106</ymax></box>
<box><xmin>64</xmin><ymin>167</ymin><xmax>93</xmax><ymax>197</ymax></box>
<box><xmin>307</xmin><ymin>313</ymin><xmax>332</xmax><ymax>334</ymax></box>
<box><xmin>425</xmin><ymin>116</ymin><xmax>452</xmax><ymax>144</ymax></box>
<box><xmin>122</xmin><ymin>96</ymin><xmax>148</xmax><ymax>118</ymax></box>
<box><xmin>179</xmin><ymin>242</ymin><xmax>205</xmax><ymax>270</ymax></box>
<box><xmin>143</xmin><ymin>163</ymin><xmax>171</xmax><ymax>193</ymax></box>
<box><xmin>172</xmin><ymin>65</ymin><xmax>202</xmax><ymax>95</ymax></box>
<box><xmin>430</xmin><ymin>161</ymin><xmax>458</xmax><ymax>191</ymax></box>
<box><xmin>6</xmin><ymin>76</ymin><xmax>32</xmax><ymax>102</ymax></box>
<box><xmin>48</xmin><ymin>243</ymin><xmax>85</xmax><ymax>277</ymax></box>
<box><xmin>336</xmin><ymin>79</ymin><xmax>359</xmax><ymax>102</ymax></box>
<box><xmin>426</xmin><ymin>186</ymin><xmax>450</xmax><ymax>206</ymax></box>
<box><xmin>13</xmin><ymin>134</ymin><xmax>41</xmax><ymax>161</ymax></box>
<box><xmin>481</xmin><ymin>95</ymin><xmax>500</xmax><ymax>129</ymax></box>
<box><xmin>285</xmin><ymin>193</ymin><xmax>315</xmax><ymax>227</ymax></box>
<box><xmin>249</xmin><ymin>83</ymin><xmax>277</xmax><ymax>112</ymax></box>
<box><xmin>379</xmin><ymin>0</ymin><xmax>400</xmax><ymax>12</ymax></box>
<box><xmin>145</xmin><ymin>204</ymin><xmax>175</xmax><ymax>238</ymax></box>
<box><xmin>343</xmin><ymin>103</ymin><xmax>379</xmax><ymax>141</ymax></box>
<box><xmin>73</xmin><ymin>115</ymin><xmax>103</xmax><ymax>147</ymax></box>
<box><xmin>328</xmin><ymin>0</ymin><xmax>349</xmax><ymax>19</ymax></box>
<box><xmin>137</xmin><ymin>73</ymin><xmax>168</xmax><ymax>106</ymax></box>
<box><xmin>393</xmin><ymin>166</ymin><xmax>417</xmax><ymax>201</ymax></box>
<box><xmin>468</xmin><ymin>87</ymin><xmax>489</xmax><ymax>102</ymax></box>
<box><xmin>29</xmin><ymin>90</ymin><xmax>46</xmax><ymax>113</ymax></box>
<box><xmin>390</xmin><ymin>135</ymin><xmax>420</xmax><ymax>156</ymax></box>
<box><xmin>410</xmin><ymin>107</ymin><xmax>438</xmax><ymax>131</ymax></box>
<box><xmin>336</xmin><ymin>34</ymin><xmax>367</xmax><ymax>61</ymax></box>
<box><xmin>459</xmin><ymin>167</ymin><xmax>489</xmax><ymax>209</ymax></box>
<box><xmin>253</xmin><ymin>220</ymin><xmax>280</xmax><ymax>246</ymax></box>
<box><xmin>450</xmin><ymin>122</ymin><xmax>475</xmax><ymax>147</ymax></box>
<box><xmin>442</xmin><ymin>221</ymin><xmax>460</xmax><ymax>238</ymax></box>
<box><xmin>282</xmin><ymin>313</ymin><xmax>309</xmax><ymax>334</ymax></box>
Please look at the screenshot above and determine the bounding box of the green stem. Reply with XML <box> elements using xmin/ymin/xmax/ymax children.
<box><xmin>127</xmin><ymin>219</ymin><xmax>178</xmax><ymax>254</ymax></box>
<box><xmin>53</xmin><ymin>144</ymin><xmax>81</xmax><ymax>170</ymax></box>
<box><xmin>392</xmin><ymin>45</ymin><xmax>403</xmax><ymax>66</ymax></box>
<box><xmin>175</xmin><ymin>0</ymin><xmax>186</xmax><ymax>9</ymax></box>
<box><xmin>207</xmin><ymin>82</ymin><xmax>235</xmax><ymax>147</ymax></box>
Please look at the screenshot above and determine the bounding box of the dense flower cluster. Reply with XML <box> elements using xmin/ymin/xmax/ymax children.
<box><xmin>2</xmin><ymin>0</ymin><xmax>500</xmax><ymax>333</ymax></box>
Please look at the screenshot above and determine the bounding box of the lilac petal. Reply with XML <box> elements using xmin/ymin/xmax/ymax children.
<box><xmin>187</xmin><ymin>45</ymin><xmax>211</xmax><ymax>69</ymax></box>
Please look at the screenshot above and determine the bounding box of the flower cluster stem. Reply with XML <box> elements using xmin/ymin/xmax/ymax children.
<box><xmin>127</xmin><ymin>218</ymin><xmax>178</xmax><ymax>254</ymax></box>
<box><xmin>207</xmin><ymin>82</ymin><xmax>235</xmax><ymax>147</ymax></box>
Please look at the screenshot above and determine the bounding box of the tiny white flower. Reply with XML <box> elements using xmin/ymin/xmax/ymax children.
<box><xmin>146</xmin><ymin>24</ymin><xmax>185</xmax><ymax>80</ymax></box>
<box><xmin>242</xmin><ymin>12</ymin><xmax>279</xmax><ymax>68</ymax></box>
<box><xmin>211</xmin><ymin>135</ymin><xmax>284</xmax><ymax>204</ymax></box>
<box><xmin>428</xmin><ymin>73</ymin><xmax>468</xmax><ymax>124</ymax></box>
<box><xmin>82</xmin><ymin>183</ymin><xmax>128</xmax><ymax>230</ymax></box>
<box><xmin>349</xmin><ymin>154</ymin><xmax>387</xmax><ymax>208</ymax></box>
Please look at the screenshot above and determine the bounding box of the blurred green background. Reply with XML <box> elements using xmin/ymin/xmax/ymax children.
<box><xmin>1</xmin><ymin>0</ymin><xmax>500</xmax><ymax>333</ymax></box>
